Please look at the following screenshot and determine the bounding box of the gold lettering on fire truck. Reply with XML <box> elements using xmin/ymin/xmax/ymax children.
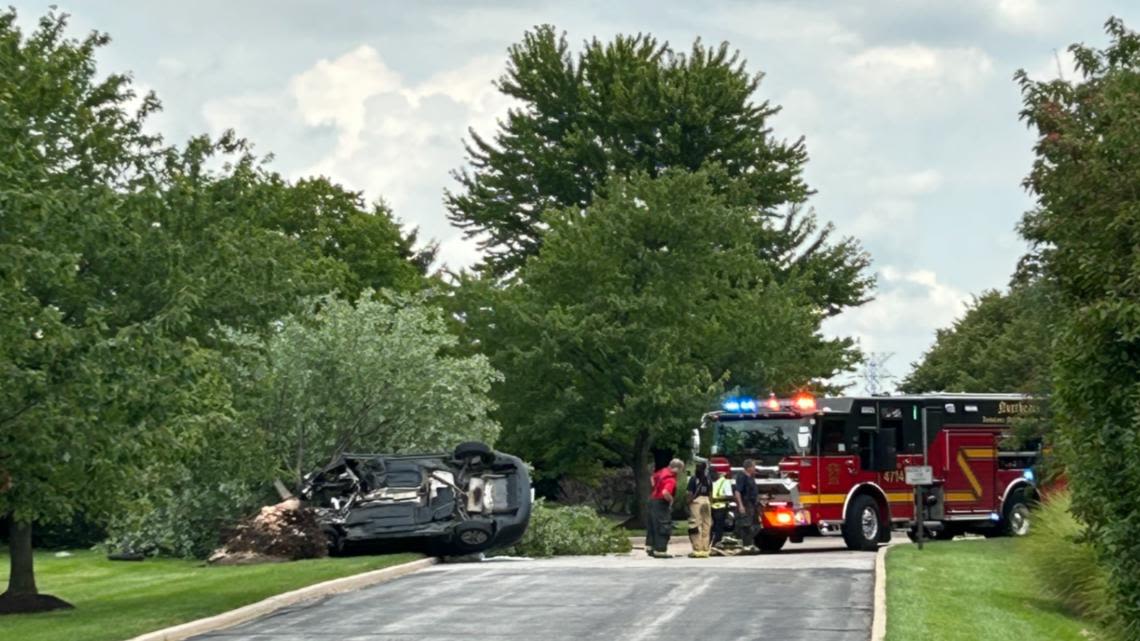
<box><xmin>827</xmin><ymin>463</ymin><xmax>840</xmax><ymax>485</ymax></box>
<box><xmin>881</xmin><ymin>469</ymin><xmax>905</xmax><ymax>484</ymax></box>
<box><xmin>984</xmin><ymin>400</ymin><xmax>1036</xmax><ymax>424</ymax></box>
<box><xmin>998</xmin><ymin>401</ymin><xmax>1034</xmax><ymax>416</ymax></box>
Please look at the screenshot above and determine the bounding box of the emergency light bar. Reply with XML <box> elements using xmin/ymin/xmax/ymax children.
<box><xmin>721</xmin><ymin>393</ymin><xmax>816</xmax><ymax>413</ymax></box>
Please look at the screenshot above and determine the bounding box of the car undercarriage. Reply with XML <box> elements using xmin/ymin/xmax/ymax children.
<box><xmin>300</xmin><ymin>442</ymin><xmax>531</xmax><ymax>555</ymax></box>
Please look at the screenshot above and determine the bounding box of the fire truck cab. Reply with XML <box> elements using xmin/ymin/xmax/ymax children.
<box><xmin>698</xmin><ymin>393</ymin><xmax>1040</xmax><ymax>551</ymax></box>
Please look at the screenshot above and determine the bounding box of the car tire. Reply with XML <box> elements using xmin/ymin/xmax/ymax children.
<box><xmin>453</xmin><ymin>520</ymin><xmax>495</xmax><ymax>553</ymax></box>
<box><xmin>757</xmin><ymin>533</ymin><xmax>787</xmax><ymax>552</ymax></box>
<box><xmin>843</xmin><ymin>494</ymin><xmax>882</xmax><ymax>552</ymax></box>
<box><xmin>453</xmin><ymin>442</ymin><xmax>494</xmax><ymax>465</ymax></box>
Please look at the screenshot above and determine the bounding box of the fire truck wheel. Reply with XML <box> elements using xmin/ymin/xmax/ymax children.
<box><xmin>1002</xmin><ymin>488</ymin><xmax>1032</xmax><ymax>537</ymax></box>
<box><xmin>757</xmin><ymin>533</ymin><xmax>787</xmax><ymax>552</ymax></box>
<box><xmin>843</xmin><ymin>494</ymin><xmax>882</xmax><ymax>551</ymax></box>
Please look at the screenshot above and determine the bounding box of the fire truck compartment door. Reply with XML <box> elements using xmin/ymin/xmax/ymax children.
<box><xmin>859</xmin><ymin>428</ymin><xmax>897</xmax><ymax>472</ymax></box>
<box><xmin>942</xmin><ymin>431</ymin><xmax>998</xmax><ymax>513</ymax></box>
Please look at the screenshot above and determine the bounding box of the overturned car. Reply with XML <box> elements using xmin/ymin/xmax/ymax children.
<box><xmin>300</xmin><ymin>442</ymin><xmax>531</xmax><ymax>555</ymax></box>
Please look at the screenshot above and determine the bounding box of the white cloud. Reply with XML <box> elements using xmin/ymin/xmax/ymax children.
<box><xmin>774</xmin><ymin>88</ymin><xmax>822</xmax><ymax>143</ymax></box>
<box><xmin>705</xmin><ymin>3</ymin><xmax>862</xmax><ymax>47</ymax></box>
<box><xmin>848</xmin><ymin>199</ymin><xmax>918</xmax><ymax>238</ymax></box>
<box><xmin>437</xmin><ymin>233</ymin><xmax>486</xmax><ymax>274</ymax></box>
<box><xmin>991</xmin><ymin>0</ymin><xmax>1059</xmax><ymax>35</ymax></box>
<box><xmin>824</xmin><ymin>266</ymin><xmax>970</xmax><ymax>380</ymax></box>
<box><xmin>868</xmin><ymin>168</ymin><xmax>943</xmax><ymax>196</ymax></box>
<box><xmin>201</xmin><ymin>46</ymin><xmax>515</xmax><ymax>270</ymax></box>
<box><xmin>201</xmin><ymin>94</ymin><xmax>283</xmax><ymax>137</ymax></box>
<box><xmin>288</xmin><ymin>45</ymin><xmax>404</xmax><ymax>156</ymax></box>
<box><xmin>156</xmin><ymin>57</ymin><xmax>187</xmax><ymax>75</ymax></box>
<box><xmin>842</xmin><ymin>44</ymin><xmax>994</xmax><ymax>112</ymax></box>
<box><xmin>838</xmin><ymin>169</ymin><xmax>943</xmax><ymax>239</ymax></box>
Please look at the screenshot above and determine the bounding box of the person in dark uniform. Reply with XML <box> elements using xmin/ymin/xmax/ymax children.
<box><xmin>733</xmin><ymin>459</ymin><xmax>760</xmax><ymax>554</ymax></box>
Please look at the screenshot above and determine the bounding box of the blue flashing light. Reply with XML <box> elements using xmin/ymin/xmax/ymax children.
<box><xmin>989</xmin><ymin>512</ymin><xmax>1002</xmax><ymax>522</ymax></box>
<box><xmin>722</xmin><ymin>397</ymin><xmax>761</xmax><ymax>413</ymax></box>
<box><xmin>1023</xmin><ymin>468</ymin><xmax>1035</xmax><ymax>483</ymax></box>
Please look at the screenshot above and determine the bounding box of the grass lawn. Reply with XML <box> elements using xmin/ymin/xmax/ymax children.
<box><xmin>886</xmin><ymin>539</ymin><xmax>1104</xmax><ymax>641</ymax></box>
<box><xmin>0</xmin><ymin>549</ymin><xmax>421</xmax><ymax>641</ymax></box>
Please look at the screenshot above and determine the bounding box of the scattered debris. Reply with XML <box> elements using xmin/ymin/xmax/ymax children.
<box><xmin>208</xmin><ymin>498</ymin><xmax>328</xmax><ymax>565</ymax></box>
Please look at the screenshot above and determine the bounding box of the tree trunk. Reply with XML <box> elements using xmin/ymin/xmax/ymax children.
<box><xmin>5</xmin><ymin>520</ymin><xmax>37</xmax><ymax>597</ymax></box>
<box><xmin>0</xmin><ymin>518</ymin><xmax>73</xmax><ymax>614</ymax></box>
<box><xmin>631</xmin><ymin>430</ymin><xmax>653</xmax><ymax>527</ymax></box>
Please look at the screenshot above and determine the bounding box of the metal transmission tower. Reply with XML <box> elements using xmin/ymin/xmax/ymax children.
<box><xmin>861</xmin><ymin>352</ymin><xmax>896</xmax><ymax>396</ymax></box>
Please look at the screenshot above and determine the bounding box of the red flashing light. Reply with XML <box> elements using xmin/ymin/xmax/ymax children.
<box><xmin>775</xmin><ymin>511</ymin><xmax>794</xmax><ymax>525</ymax></box>
<box><xmin>766</xmin><ymin>394</ymin><xmax>780</xmax><ymax>410</ymax></box>
<box><xmin>794</xmin><ymin>394</ymin><xmax>816</xmax><ymax>411</ymax></box>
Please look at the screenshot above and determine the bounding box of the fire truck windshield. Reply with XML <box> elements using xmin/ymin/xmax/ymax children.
<box><xmin>713</xmin><ymin>418</ymin><xmax>810</xmax><ymax>466</ymax></box>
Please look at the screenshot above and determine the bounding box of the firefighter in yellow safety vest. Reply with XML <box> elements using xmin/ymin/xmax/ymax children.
<box><xmin>710</xmin><ymin>470</ymin><xmax>733</xmax><ymax>546</ymax></box>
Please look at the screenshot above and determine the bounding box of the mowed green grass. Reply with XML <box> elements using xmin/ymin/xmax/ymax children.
<box><xmin>0</xmin><ymin>549</ymin><xmax>421</xmax><ymax>641</ymax></box>
<box><xmin>886</xmin><ymin>539</ymin><xmax>1103</xmax><ymax>641</ymax></box>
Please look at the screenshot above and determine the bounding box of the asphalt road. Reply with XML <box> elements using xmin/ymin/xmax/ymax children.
<box><xmin>192</xmin><ymin>537</ymin><xmax>875</xmax><ymax>641</ymax></box>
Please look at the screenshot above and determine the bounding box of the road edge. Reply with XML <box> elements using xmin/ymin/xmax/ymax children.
<box><xmin>126</xmin><ymin>556</ymin><xmax>440</xmax><ymax>641</ymax></box>
<box><xmin>871</xmin><ymin>544</ymin><xmax>889</xmax><ymax>641</ymax></box>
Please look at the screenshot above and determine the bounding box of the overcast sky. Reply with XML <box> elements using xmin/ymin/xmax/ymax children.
<box><xmin>26</xmin><ymin>0</ymin><xmax>1138</xmax><ymax>390</ymax></box>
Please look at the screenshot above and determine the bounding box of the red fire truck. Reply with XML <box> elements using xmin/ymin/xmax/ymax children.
<box><xmin>696</xmin><ymin>393</ymin><xmax>1041</xmax><ymax>551</ymax></box>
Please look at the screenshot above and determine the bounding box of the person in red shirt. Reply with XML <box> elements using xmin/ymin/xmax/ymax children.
<box><xmin>645</xmin><ymin>458</ymin><xmax>684</xmax><ymax>558</ymax></box>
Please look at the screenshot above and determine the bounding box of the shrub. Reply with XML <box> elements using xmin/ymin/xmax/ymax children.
<box><xmin>1019</xmin><ymin>490</ymin><xmax>1119</xmax><ymax>638</ymax></box>
<box><xmin>498</xmin><ymin>499</ymin><xmax>632</xmax><ymax>557</ymax></box>
<box><xmin>104</xmin><ymin>478</ymin><xmax>267</xmax><ymax>559</ymax></box>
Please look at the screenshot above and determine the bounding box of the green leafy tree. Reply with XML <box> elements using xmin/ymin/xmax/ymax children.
<box><xmin>1016</xmin><ymin>18</ymin><xmax>1140</xmax><ymax>636</ymax></box>
<box><xmin>146</xmin><ymin>135</ymin><xmax>433</xmax><ymax>346</ymax></box>
<box><xmin>901</xmin><ymin>282</ymin><xmax>1054</xmax><ymax>395</ymax></box>
<box><xmin>0</xmin><ymin>11</ymin><xmax>233</xmax><ymax>611</ymax></box>
<box><xmin>0</xmin><ymin>9</ymin><xmax>437</xmax><ymax>596</ymax></box>
<box><xmin>98</xmin><ymin>143</ymin><xmax>437</xmax><ymax>558</ymax></box>
<box><xmin>481</xmin><ymin>170</ymin><xmax>858</xmax><ymax>521</ymax></box>
<box><xmin>446</xmin><ymin>26</ymin><xmax>871</xmax><ymax>317</ymax></box>
<box><xmin>247</xmin><ymin>292</ymin><xmax>503</xmax><ymax>486</ymax></box>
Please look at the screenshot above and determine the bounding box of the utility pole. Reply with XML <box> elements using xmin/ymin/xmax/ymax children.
<box><xmin>861</xmin><ymin>352</ymin><xmax>896</xmax><ymax>396</ymax></box>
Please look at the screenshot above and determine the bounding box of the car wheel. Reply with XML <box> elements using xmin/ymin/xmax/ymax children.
<box><xmin>453</xmin><ymin>442</ymin><xmax>494</xmax><ymax>465</ymax></box>
<box><xmin>842</xmin><ymin>495</ymin><xmax>882</xmax><ymax>552</ymax></box>
<box><xmin>453</xmin><ymin>520</ymin><xmax>495</xmax><ymax>553</ymax></box>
